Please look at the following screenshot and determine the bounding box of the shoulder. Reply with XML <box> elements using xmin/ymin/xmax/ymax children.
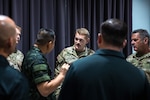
<box><xmin>15</xmin><ymin>50</ymin><xmax>24</xmax><ymax>59</ymax></box>
<box><xmin>24</xmin><ymin>48</ymin><xmax>46</xmax><ymax>66</ymax></box>
<box><xmin>26</xmin><ymin>47</ymin><xmax>43</xmax><ymax>58</ymax></box>
<box><xmin>58</xmin><ymin>46</ymin><xmax>74</xmax><ymax>55</ymax></box>
<box><xmin>3</xmin><ymin>66</ymin><xmax>29</xmax><ymax>94</ymax></box>
<box><xmin>16</xmin><ymin>50</ymin><xmax>24</xmax><ymax>55</ymax></box>
<box><xmin>126</xmin><ymin>53</ymin><xmax>136</xmax><ymax>60</ymax></box>
<box><xmin>62</xmin><ymin>46</ymin><xmax>74</xmax><ymax>52</ymax></box>
<box><xmin>87</xmin><ymin>47</ymin><xmax>95</xmax><ymax>54</ymax></box>
<box><xmin>5</xmin><ymin>66</ymin><xmax>26</xmax><ymax>81</ymax></box>
<box><xmin>144</xmin><ymin>52</ymin><xmax>150</xmax><ymax>57</ymax></box>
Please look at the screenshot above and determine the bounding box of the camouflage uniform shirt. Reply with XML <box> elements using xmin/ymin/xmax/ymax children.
<box><xmin>126</xmin><ymin>52</ymin><xmax>150</xmax><ymax>82</ymax></box>
<box><xmin>7</xmin><ymin>49</ymin><xmax>24</xmax><ymax>71</ymax></box>
<box><xmin>22</xmin><ymin>46</ymin><xmax>55</xmax><ymax>100</ymax></box>
<box><xmin>55</xmin><ymin>46</ymin><xmax>95</xmax><ymax>99</ymax></box>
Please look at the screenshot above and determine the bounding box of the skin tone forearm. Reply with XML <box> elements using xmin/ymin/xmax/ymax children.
<box><xmin>37</xmin><ymin>63</ymin><xmax>69</xmax><ymax>97</ymax></box>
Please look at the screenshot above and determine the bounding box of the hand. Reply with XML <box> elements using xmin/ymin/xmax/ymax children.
<box><xmin>60</xmin><ymin>63</ymin><xmax>70</xmax><ymax>76</ymax></box>
<box><xmin>62</xmin><ymin>63</ymin><xmax>70</xmax><ymax>70</ymax></box>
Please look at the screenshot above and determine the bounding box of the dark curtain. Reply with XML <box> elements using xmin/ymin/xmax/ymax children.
<box><xmin>0</xmin><ymin>0</ymin><xmax>132</xmax><ymax>74</ymax></box>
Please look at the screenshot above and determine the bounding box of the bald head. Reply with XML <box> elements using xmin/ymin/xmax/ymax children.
<box><xmin>0</xmin><ymin>15</ymin><xmax>17</xmax><ymax>57</ymax></box>
<box><xmin>0</xmin><ymin>15</ymin><xmax>16</xmax><ymax>47</ymax></box>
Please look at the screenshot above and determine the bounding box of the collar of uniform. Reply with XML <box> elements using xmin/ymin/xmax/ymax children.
<box><xmin>33</xmin><ymin>46</ymin><xmax>43</xmax><ymax>53</ymax></box>
<box><xmin>72</xmin><ymin>45</ymin><xmax>89</xmax><ymax>57</ymax></box>
<box><xmin>133</xmin><ymin>52</ymin><xmax>150</xmax><ymax>60</ymax></box>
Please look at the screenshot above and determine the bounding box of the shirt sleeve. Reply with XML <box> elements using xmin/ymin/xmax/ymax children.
<box><xmin>32</xmin><ymin>63</ymin><xmax>51</xmax><ymax>84</ymax></box>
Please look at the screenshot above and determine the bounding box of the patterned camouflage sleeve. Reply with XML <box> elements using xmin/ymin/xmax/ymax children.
<box><xmin>7</xmin><ymin>50</ymin><xmax>24</xmax><ymax>71</ymax></box>
<box><xmin>126</xmin><ymin>54</ymin><xmax>133</xmax><ymax>62</ymax></box>
<box><xmin>55</xmin><ymin>50</ymin><xmax>66</xmax><ymax>77</ymax></box>
<box><xmin>54</xmin><ymin>50</ymin><xmax>67</xmax><ymax>99</ymax></box>
<box><xmin>126</xmin><ymin>53</ymin><xmax>150</xmax><ymax>83</ymax></box>
<box><xmin>32</xmin><ymin>64</ymin><xmax>51</xmax><ymax>84</ymax></box>
<box><xmin>88</xmin><ymin>49</ymin><xmax>95</xmax><ymax>55</ymax></box>
<box><xmin>16</xmin><ymin>50</ymin><xmax>24</xmax><ymax>69</ymax></box>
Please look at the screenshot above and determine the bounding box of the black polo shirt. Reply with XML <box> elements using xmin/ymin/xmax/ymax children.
<box><xmin>0</xmin><ymin>55</ymin><xmax>29</xmax><ymax>100</ymax></box>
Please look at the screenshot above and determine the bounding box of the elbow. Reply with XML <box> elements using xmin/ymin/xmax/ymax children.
<box><xmin>37</xmin><ymin>82</ymin><xmax>53</xmax><ymax>97</ymax></box>
<box><xmin>39</xmin><ymin>91</ymin><xmax>50</xmax><ymax>97</ymax></box>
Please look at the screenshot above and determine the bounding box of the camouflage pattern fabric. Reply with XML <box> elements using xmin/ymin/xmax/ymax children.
<box><xmin>54</xmin><ymin>46</ymin><xmax>95</xmax><ymax>99</ymax></box>
<box><xmin>126</xmin><ymin>52</ymin><xmax>150</xmax><ymax>82</ymax></box>
<box><xmin>22</xmin><ymin>46</ymin><xmax>55</xmax><ymax>100</ymax></box>
<box><xmin>7</xmin><ymin>49</ymin><xmax>24</xmax><ymax>71</ymax></box>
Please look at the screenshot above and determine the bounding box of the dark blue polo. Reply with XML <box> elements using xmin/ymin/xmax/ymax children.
<box><xmin>59</xmin><ymin>49</ymin><xmax>150</xmax><ymax>100</ymax></box>
<box><xmin>0</xmin><ymin>55</ymin><xmax>29</xmax><ymax>100</ymax></box>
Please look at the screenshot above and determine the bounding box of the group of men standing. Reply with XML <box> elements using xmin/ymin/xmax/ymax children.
<box><xmin>0</xmin><ymin>15</ymin><xmax>150</xmax><ymax>100</ymax></box>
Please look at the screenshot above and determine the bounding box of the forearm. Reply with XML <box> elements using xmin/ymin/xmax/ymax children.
<box><xmin>37</xmin><ymin>73</ymin><xmax>65</xmax><ymax>97</ymax></box>
<box><xmin>37</xmin><ymin>63</ymin><xmax>69</xmax><ymax>97</ymax></box>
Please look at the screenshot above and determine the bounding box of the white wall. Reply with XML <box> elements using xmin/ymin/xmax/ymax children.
<box><xmin>132</xmin><ymin>0</ymin><xmax>150</xmax><ymax>33</ymax></box>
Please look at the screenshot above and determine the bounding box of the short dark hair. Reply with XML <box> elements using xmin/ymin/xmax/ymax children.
<box><xmin>100</xmin><ymin>18</ymin><xmax>127</xmax><ymax>47</ymax></box>
<box><xmin>132</xmin><ymin>29</ymin><xmax>150</xmax><ymax>45</ymax></box>
<box><xmin>35</xmin><ymin>28</ymin><xmax>55</xmax><ymax>45</ymax></box>
<box><xmin>132</xmin><ymin>29</ymin><xmax>150</xmax><ymax>39</ymax></box>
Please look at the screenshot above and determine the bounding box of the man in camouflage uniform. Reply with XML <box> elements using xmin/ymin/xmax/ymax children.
<box><xmin>22</xmin><ymin>28</ymin><xmax>69</xmax><ymax>100</ymax></box>
<box><xmin>126</xmin><ymin>29</ymin><xmax>150</xmax><ymax>82</ymax></box>
<box><xmin>7</xmin><ymin>26</ymin><xmax>24</xmax><ymax>71</ymax></box>
<box><xmin>55</xmin><ymin>28</ymin><xmax>95</xmax><ymax>99</ymax></box>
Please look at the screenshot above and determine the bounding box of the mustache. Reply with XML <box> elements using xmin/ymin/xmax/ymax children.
<box><xmin>75</xmin><ymin>43</ymin><xmax>80</xmax><ymax>46</ymax></box>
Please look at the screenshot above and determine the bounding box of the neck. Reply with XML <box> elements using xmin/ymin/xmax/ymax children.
<box><xmin>0</xmin><ymin>49</ymin><xmax>10</xmax><ymax>58</ymax></box>
<box><xmin>99</xmin><ymin>44</ymin><xmax>122</xmax><ymax>52</ymax></box>
<box><xmin>136</xmin><ymin>49</ymin><xmax>150</xmax><ymax>57</ymax></box>
<box><xmin>34</xmin><ymin>44</ymin><xmax>46</xmax><ymax>54</ymax></box>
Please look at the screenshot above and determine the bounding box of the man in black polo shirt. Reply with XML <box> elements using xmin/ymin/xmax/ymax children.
<box><xmin>0</xmin><ymin>15</ymin><xmax>29</xmax><ymax>100</ymax></box>
<box><xmin>59</xmin><ymin>19</ymin><xmax>150</xmax><ymax>100</ymax></box>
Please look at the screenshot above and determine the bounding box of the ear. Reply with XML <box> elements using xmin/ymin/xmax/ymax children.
<box><xmin>47</xmin><ymin>41</ymin><xmax>51</xmax><ymax>48</ymax></box>
<box><xmin>97</xmin><ymin>33</ymin><xmax>102</xmax><ymax>44</ymax></box>
<box><xmin>7</xmin><ymin>37</ymin><xmax>13</xmax><ymax>48</ymax></box>
<box><xmin>123</xmin><ymin>39</ymin><xmax>127</xmax><ymax>48</ymax></box>
<box><xmin>97</xmin><ymin>33</ymin><xmax>102</xmax><ymax>47</ymax></box>
<box><xmin>5</xmin><ymin>37</ymin><xmax>15</xmax><ymax>55</ymax></box>
<box><xmin>86</xmin><ymin>37</ymin><xmax>90</xmax><ymax>44</ymax></box>
<box><xmin>143</xmin><ymin>37</ymin><xmax>149</xmax><ymax>44</ymax></box>
<box><xmin>47</xmin><ymin>41</ymin><xmax>54</xmax><ymax>49</ymax></box>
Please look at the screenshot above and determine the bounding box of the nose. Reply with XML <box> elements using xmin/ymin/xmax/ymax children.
<box><xmin>131</xmin><ymin>40</ymin><xmax>134</xmax><ymax>45</ymax></box>
<box><xmin>17</xmin><ymin>34</ymin><xmax>20</xmax><ymax>40</ymax></box>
